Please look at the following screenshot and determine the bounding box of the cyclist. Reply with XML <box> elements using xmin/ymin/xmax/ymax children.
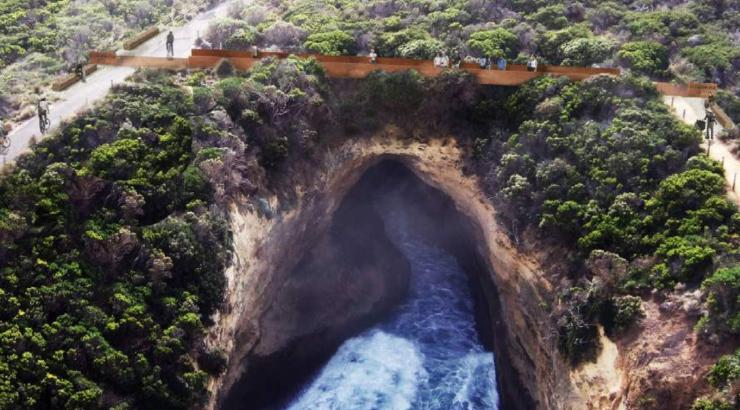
<box><xmin>38</xmin><ymin>97</ymin><xmax>50</xmax><ymax>133</ymax></box>
<box><xmin>0</xmin><ymin>118</ymin><xmax>10</xmax><ymax>152</ymax></box>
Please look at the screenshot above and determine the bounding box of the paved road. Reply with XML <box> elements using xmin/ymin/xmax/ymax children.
<box><xmin>665</xmin><ymin>96</ymin><xmax>739</xmax><ymax>204</ymax></box>
<box><xmin>3</xmin><ymin>0</ymin><xmax>236</xmax><ymax>164</ymax></box>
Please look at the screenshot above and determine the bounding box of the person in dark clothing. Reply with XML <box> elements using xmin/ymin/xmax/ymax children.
<box><xmin>74</xmin><ymin>61</ymin><xmax>86</xmax><ymax>82</ymax></box>
<box><xmin>166</xmin><ymin>31</ymin><xmax>175</xmax><ymax>57</ymax></box>
<box><xmin>704</xmin><ymin>110</ymin><xmax>716</xmax><ymax>140</ymax></box>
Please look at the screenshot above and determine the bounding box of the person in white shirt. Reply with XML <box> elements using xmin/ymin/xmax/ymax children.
<box><xmin>527</xmin><ymin>56</ymin><xmax>538</xmax><ymax>72</ymax></box>
<box><xmin>369</xmin><ymin>48</ymin><xmax>378</xmax><ymax>64</ymax></box>
<box><xmin>440</xmin><ymin>52</ymin><xmax>449</xmax><ymax>68</ymax></box>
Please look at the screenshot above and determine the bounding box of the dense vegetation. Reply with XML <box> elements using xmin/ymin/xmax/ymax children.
<box><xmin>0</xmin><ymin>0</ymin><xmax>213</xmax><ymax>120</ymax></box>
<box><xmin>0</xmin><ymin>6</ymin><xmax>738</xmax><ymax>403</ymax></box>
<box><xmin>0</xmin><ymin>71</ymin><xmax>232</xmax><ymax>409</ymax></box>
<box><xmin>203</xmin><ymin>0</ymin><xmax>739</xmax><ymax>121</ymax></box>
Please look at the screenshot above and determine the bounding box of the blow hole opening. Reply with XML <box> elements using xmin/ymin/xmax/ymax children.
<box><xmin>220</xmin><ymin>159</ymin><xmax>531</xmax><ymax>410</ymax></box>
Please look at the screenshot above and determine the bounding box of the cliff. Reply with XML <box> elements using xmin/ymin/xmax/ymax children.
<box><xmin>203</xmin><ymin>129</ymin><xmax>719</xmax><ymax>409</ymax></box>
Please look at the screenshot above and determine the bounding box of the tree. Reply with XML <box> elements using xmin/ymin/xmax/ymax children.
<box><xmin>204</xmin><ymin>17</ymin><xmax>251</xmax><ymax>49</ymax></box>
<box><xmin>304</xmin><ymin>30</ymin><xmax>354</xmax><ymax>56</ymax></box>
<box><xmin>560</xmin><ymin>37</ymin><xmax>612</xmax><ymax>66</ymax></box>
<box><xmin>467</xmin><ymin>28</ymin><xmax>518</xmax><ymax>58</ymax></box>
<box><xmin>701</xmin><ymin>266</ymin><xmax>740</xmax><ymax>335</ymax></box>
<box><xmin>617</xmin><ymin>41</ymin><xmax>669</xmax><ymax>76</ymax></box>
<box><xmin>262</xmin><ymin>21</ymin><xmax>306</xmax><ymax>50</ymax></box>
<box><xmin>398</xmin><ymin>38</ymin><xmax>443</xmax><ymax>59</ymax></box>
<box><xmin>537</xmin><ymin>24</ymin><xmax>593</xmax><ymax>64</ymax></box>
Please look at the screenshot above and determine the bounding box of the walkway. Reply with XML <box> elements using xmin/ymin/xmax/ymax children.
<box><xmin>90</xmin><ymin>49</ymin><xmax>621</xmax><ymax>86</ymax></box>
<box><xmin>665</xmin><ymin>95</ymin><xmax>739</xmax><ymax>204</ymax></box>
<box><xmin>2</xmin><ymin>0</ymin><xmax>238</xmax><ymax>164</ymax></box>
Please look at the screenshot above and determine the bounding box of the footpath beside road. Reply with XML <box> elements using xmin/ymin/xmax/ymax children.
<box><xmin>3</xmin><ymin>0</ymin><xmax>238</xmax><ymax>165</ymax></box>
<box><xmin>665</xmin><ymin>96</ymin><xmax>739</xmax><ymax>204</ymax></box>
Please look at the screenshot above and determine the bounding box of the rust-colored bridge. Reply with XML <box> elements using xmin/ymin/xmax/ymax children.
<box><xmin>89</xmin><ymin>49</ymin><xmax>717</xmax><ymax>97</ymax></box>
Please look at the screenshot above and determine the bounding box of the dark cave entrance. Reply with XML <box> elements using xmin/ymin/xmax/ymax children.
<box><xmin>220</xmin><ymin>159</ymin><xmax>531</xmax><ymax>410</ymax></box>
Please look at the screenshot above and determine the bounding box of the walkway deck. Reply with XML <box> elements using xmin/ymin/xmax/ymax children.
<box><xmin>89</xmin><ymin>49</ymin><xmax>717</xmax><ymax>97</ymax></box>
<box><xmin>90</xmin><ymin>49</ymin><xmax>622</xmax><ymax>86</ymax></box>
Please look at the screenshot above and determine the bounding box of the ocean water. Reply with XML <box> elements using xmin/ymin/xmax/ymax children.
<box><xmin>286</xmin><ymin>193</ymin><xmax>500</xmax><ymax>410</ymax></box>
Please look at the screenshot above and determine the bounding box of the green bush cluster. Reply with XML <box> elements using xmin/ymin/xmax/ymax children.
<box><xmin>222</xmin><ymin>0</ymin><xmax>739</xmax><ymax>89</ymax></box>
<box><xmin>473</xmin><ymin>75</ymin><xmax>739</xmax><ymax>362</ymax></box>
<box><xmin>617</xmin><ymin>41</ymin><xmax>669</xmax><ymax>76</ymax></box>
<box><xmin>0</xmin><ymin>72</ymin><xmax>231</xmax><ymax>409</ymax></box>
<box><xmin>691</xmin><ymin>349</ymin><xmax>739</xmax><ymax>409</ymax></box>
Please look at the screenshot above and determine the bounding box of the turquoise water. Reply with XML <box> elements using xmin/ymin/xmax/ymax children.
<box><xmin>286</xmin><ymin>195</ymin><xmax>499</xmax><ymax>410</ymax></box>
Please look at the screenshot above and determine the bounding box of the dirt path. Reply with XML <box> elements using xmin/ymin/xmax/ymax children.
<box><xmin>2</xmin><ymin>0</ymin><xmax>238</xmax><ymax>165</ymax></box>
<box><xmin>664</xmin><ymin>96</ymin><xmax>739</xmax><ymax>204</ymax></box>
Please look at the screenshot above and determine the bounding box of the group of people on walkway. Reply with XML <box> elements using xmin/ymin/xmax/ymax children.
<box><xmin>366</xmin><ymin>48</ymin><xmax>540</xmax><ymax>72</ymax></box>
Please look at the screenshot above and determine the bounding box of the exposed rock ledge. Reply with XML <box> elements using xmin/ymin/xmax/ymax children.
<box><xmin>202</xmin><ymin>129</ymin><xmax>716</xmax><ymax>409</ymax></box>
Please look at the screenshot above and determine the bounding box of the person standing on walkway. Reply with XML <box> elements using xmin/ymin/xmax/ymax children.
<box><xmin>440</xmin><ymin>51</ymin><xmax>449</xmax><ymax>68</ymax></box>
<box><xmin>704</xmin><ymin>109</ymin><xmax>716</xmax><ymax>140</ymax></box>
<box><xmin>497</xmin><ymin>56</ymin><xmax>507</xmax><ymax>71</ymax></box>
<box><xmin>74</xmin><ymin>58</ymin><xmax>86</xmax><ymax>83</ymax></box>
<box><xmin>368</xmin><ymin>48</ymin><xmax>378</xmax><ymax>64</ymax></box>
<box><xmin>478</xmin><ymin>56</ymin><xmax>488</xmax><ymax>69</ymax></box>
<box><xmin>166</xmin><ymin>31</ymin><xmax>175</xmax><ymax>57</ymax></box>
<box><xmin>527</xmin><ymin>55</ymin><xmax>538</xmax><ymax>72</ymax></box>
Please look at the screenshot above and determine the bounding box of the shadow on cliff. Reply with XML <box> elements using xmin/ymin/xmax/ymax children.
<box><xmin>220</xmin><ymin>159</ymin><xmax>531</xmax><ymax>410</ymax></box>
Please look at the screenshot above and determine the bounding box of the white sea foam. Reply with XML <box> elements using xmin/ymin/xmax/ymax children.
<box><xmin>287</xmin><ymin>330</ymin><xmax>427</xmax><ymax>410</ymax></box>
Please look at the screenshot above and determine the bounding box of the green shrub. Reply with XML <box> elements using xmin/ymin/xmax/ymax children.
<box><xmin>701</xmin><ymin>266</ymin><xmax>740</xmax><ymax>335</ymax></box>
<box><xmin>691</xmin><ymin>398</ymin><xmax>733</xmax><ymax>410</ymax></box>
<box><xmin>555</xmin><ymin>285</ymin><xmax>604</xmax><ymax>364</ymax></box>
<box><xmin>304</xmin><ymin>30</ymin><xmax>354</xmax><ymax>56</ymax></box>
<box><xmin>560</xmin><ymin>37</ymin><xmax>613</xmax><ymax>66</ymax></box>
<box><xmin>215</xmin><ymin>58</ymin><xmax>236</xmax><ymax>78</ymax></box>
<box><xmin>682</xmin><ymin>38</ymin><xmax>740</xmax><ymax>73</ymax></box>
<box><xmin>617</xmin><ymin>41</ymin><xmax>669</xmax><ymax>76</ymax></box>
<box><xmin>468</xmin><ymin>28</ymin><xmax>518</xmax><ymax>58</ymax></box>
<box><xmin>261</xmin><ymin>135</ymin><xmax>289</xmax><ymax>169</ymax></box>
<box><xmin>602</xmin><ymin>295</ymin><xmax>644</xmax><ymax>335</ymax></box>
<box><xmin>707</xmin><ymin>349</ymin><xmax>740</xmax><ymax>389</ymax></box>
<box><xmin>398</xmin><ymin>38</ymin><xmax>443</xmax><ymax>59</ymax></box>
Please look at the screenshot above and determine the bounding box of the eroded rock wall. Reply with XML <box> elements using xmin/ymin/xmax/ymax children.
<box><xmin>205</xmin><ymin>132</ymin><xmax>616</xmax><ymax>410</ymax></box>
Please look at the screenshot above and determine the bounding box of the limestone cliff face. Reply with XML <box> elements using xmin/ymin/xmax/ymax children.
<box><xmin>203</xmin><ymin>130</ymin><xmax>715</xmax><ymax>410</ymax></box>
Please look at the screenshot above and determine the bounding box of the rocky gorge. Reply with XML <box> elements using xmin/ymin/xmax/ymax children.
<box><xmin>199</xmin><ymin>119</ymin><xmax>733</xmax><ymax>409</ymax></box>
<box><xmin>199</xmin><ymin>131</ymin><xmax>654</xmax><ymax>410</ymax></box>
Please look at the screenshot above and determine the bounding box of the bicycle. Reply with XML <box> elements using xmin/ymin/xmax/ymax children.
<box><xmin>0</xmin><ymin>133</ymin><xmax>9</xmax><ymax>155</ymax></box>
<box><xmin>39</xmin><ymin>114</ymin><xmax>50</xmax><ymax>134</ymax></box>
